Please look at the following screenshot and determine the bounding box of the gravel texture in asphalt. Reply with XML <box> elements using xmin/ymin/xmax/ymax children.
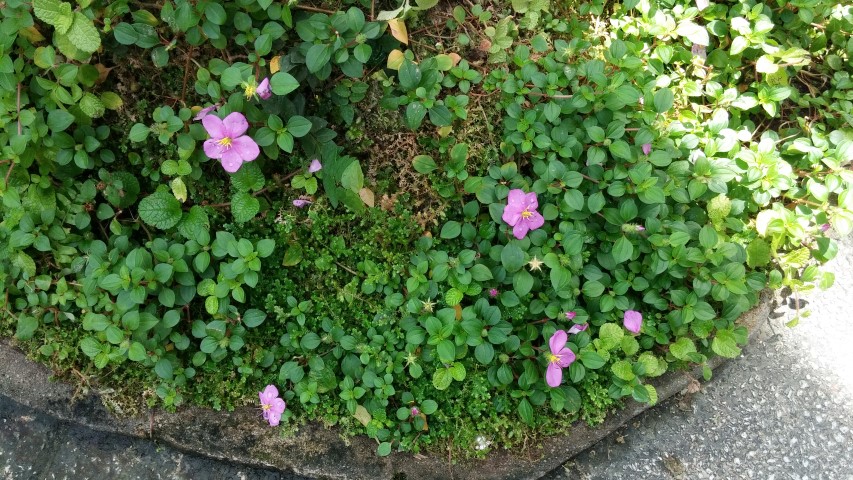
<box><xmin>2</xmin><ymin>235</ymin><xmax>852</xmax><ymax>480</ymax></box>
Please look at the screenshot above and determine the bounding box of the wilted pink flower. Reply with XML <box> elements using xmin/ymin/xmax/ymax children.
<box><xmin>259</xmin><ymin>385</ymin><xmax>286</xmax><ymax>426</ymax></box>
<box><xmin>293</xmin><ymin>197</ymin><xmax>312</xmax><ymax>208</ymax></box>
<box><xmin>642</xmin><ymin>143</ymin><xmax>652</xmax><ymax>156</ymax></box>
<box><xmin>202</xmin><ymin>112</ymin><xmax>260</xmax><ymax>173</ymax></box>
<box><xmin>567</xmin><ymin>323</ymin><xmax>588</xmax><ymax>335</ymax></box>
<box><xmin>257</xmin><ymin>77</ymin><xmax>272</xmax><ymax>100</ymax></box>
<box><xmin>545</xmin><ymin>330</ymin><xmax>576</xmax><ymax>387</ymax></box>
<box><xmin>308</xmin><ymin>159</ymin><xmax>322</xmax><ymax>173</ymax></box>
<box><xmin>411</xmin><ymin>407</ymin><xmax>420</xmax><ymax>417</ymax></box>
<box><xmin>502</xmin><ymin>189</ymin><xmax>545</xmax><ymax>240</ymax></box>
<box><xmin>692</xmin><ymin>44</ymin><xmax>707</xmax><ymax>59</ymax></box>
<box><xmin>489</xmin><ymin>288</ymin><xmax>499</xmax><ymax>298</ymax></box>
<box><xmin>636</xmin><ymin>225</ymin><xmax>645</xmax><ymax>232</ymax></box>
<box><xmin>820</xmin><ymin>223</ymin><xmax>830</xmax><ymax>232</ymax></box>
<box><xmin>565</xmin><ymin>311</ymin><xmax>576</xmax><ymax>320</ymax></box>
<box><xmin>194</xmin><ymin>104</ymin><xmax>219</xmax><ymax>121</ymax></box>
<box><xmin>624</xmin><ymin>310</ymin><xmax>643</xmax><ymax>334</ymax></box>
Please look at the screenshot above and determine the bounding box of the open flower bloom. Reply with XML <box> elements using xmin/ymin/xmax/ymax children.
<box><xmin>624</xmin><ymin>310</ymin><xmax>643</xmax><ymax>333</ymax></box>
<box><xmin>567</xmin><ymin>322</ymin><xmax>588</xmax><ymax>335</ymax></box>
<box><xmin>259</xmin><ymin>385</ymin><xmax>286</xmax><ymax>426</ymax></box>
<box><xmin>202</xmin><ymin>112</ymin><xmax>260</xmax><ymax>173</ymax></box>
<box><xmin>502</xmin><ymin>189</ymin><xmax>545</xmax><ymax>240</ymax></box>
<box><xmin>257</xmin><ymin>77</ymin><xmax>272</xmax><ymax>100</ymax></box>
<box><xmin>545</xmin><ymin>330</ymin><xmax>576</xmax><ymax>387</ymax></box>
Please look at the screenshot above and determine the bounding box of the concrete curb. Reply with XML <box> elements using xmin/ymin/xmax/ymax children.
<box><xmin>0</xmin><ymin>289</ymin><xmax>775</xmax><ymax>480</ymax></box>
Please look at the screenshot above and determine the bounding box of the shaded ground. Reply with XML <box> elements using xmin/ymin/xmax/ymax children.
<box><xmin>2</xmin><ymin>235</ymin><xmax>852</xmax><ymax>480</ymax></box>
<box><xmin>0</xmin><ymin>395</ymin><xmax>307</xmax><ymax>480</ymax></box>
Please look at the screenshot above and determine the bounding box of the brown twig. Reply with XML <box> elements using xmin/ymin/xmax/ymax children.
<box><xmin>370</xmin><ymin>0</ymin><xmax>375</xmax><ymax>21</ymax></box>
<box><xmin>293</xmin><ymin>4</ymin><xmax>335</xmax><ymax>14</ymax></box>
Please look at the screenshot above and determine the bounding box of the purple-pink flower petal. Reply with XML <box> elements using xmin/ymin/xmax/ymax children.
<box><xmin>203</xmin><ymin>139</ymin><xmax>223</xmax><ymax>159</ymax></box>
<box><xmin>567</xmin><ymin>323</ymin><xmax>587</xmax><ymax>335</ymax></box>
<box><xmin>546</xmin><ymin>363</ymin><xmax>563</xmax><ymax>387</ymax></box>
<box><xmin>231</xmin><ymin>135</ymin><xmax>260</xmax><ymax>162</ymax></box>
<box><xmin>555</xmin><ymin>348</ymin><xmax>575</xmax><ymax>368</ymax></box>
<box><xmin>222</xmin><ymin>112</ymin><xmax>249</xmax><ymax>138</ymax></box>
<box><xmin>512</xmin><ymin>221</ymin><xmax>531</xmax><ymax>240</ymax></box>
<box><xmin>624</xmin><ymin>310</ymin><xmax>643</xmax><ymax>333</ymax></box>
<box><xmin>526</xmin><ymin>210</ymin><xmax>545</xmax><ymax>230</ymax></box>
<box><xmin>202</xmin><ymin>115</ymin><xmax>226</xmax><ymax>139</ymax></box>
<box><xmin>293</xmin><ymin>199</ymin><xmax>312</xmax><ymax>208</ymax></box>
<box><xmin>549</xmin><ymin>330</ymin><xmax>568</xmax><ymax>354</ymax></box>
<box><xmin>194</xmin><ymin>104</ymin><xmax>219</xmax><ymax>121</ymax></box>
<box><xmin>642</xmin><ymin>143</ymin><xmax>651</xmax><ymax>156</ymax></box>
<box><xmin>308</xmin><ymin>159</ymin><xmax>322</xmax><ymax>173</ymax></box>
<box><xmin>220</xmin><ymin>149</ymin><xmax>244</xmax><ymax>173</ymax></box>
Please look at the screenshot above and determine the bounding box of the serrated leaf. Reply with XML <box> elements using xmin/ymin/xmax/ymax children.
<box><xmin>711</xmin><ymin>329</ymin><xmax>741</xmax><ymax>358</ymax></box>
<box><xmin>79</xmin><ymin>93</ymin><xmax>105</xmax><ymax>118</ymax></box>
<box><xmin>231</xmin><ymin>192</ymin><xmax>259</xmax><ymax>223</ymax></box>
<box><xmin>33</xmin><ymin>0</ymin><xmax>73</xmax><ymax>34</ymax></box>
<box><xmin>66</xmin><ymin>12</ymin><xmax>101</xmax><ymax>53</ymax></box>
<box><xmin>138</xmin><ymin>190</ymin><xmax>182</xmax><ymax>229</ymax></box>
<box><xmin>177</xmin><ymin>206</ymin><xmax>210</xmax><ymax>241</ymax></box>
<box><xmin>746</xmin><ymin>238</ymin><xmax>771</xmax><ymax>268</ymax></box>
<box><xmin>230</xmin><ymin>162</ymin><xmax>265</xmax><ymax>192</ymax></box>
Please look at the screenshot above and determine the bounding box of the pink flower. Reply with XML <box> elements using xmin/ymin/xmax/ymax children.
<box><xmin>411</xmin><ymin>407</ymin><xmax>420</xmax><ymax>417</ymax></box>
<box><xmin>502</xmin><ymin>189</ymin><xmax>545</xmax><ymax>240</ymax></box>
<box><xmin>642</xmin><ymin>143</ymin><xmax>651</xmax><ymax>156</ymax></box>
<box><xmin>545</xmin><ymin>330</ymin><xmax>576</xmax><ymax>387</ymax></box>
<box><xmin>293</xmin><ymin>198</ymin><xmax>312</xmax><ymax>208</ymax></box>
<box><xmin>259</xmin><ymin>384</ymin><xmax>286</xmax><ymax>426</ymax></box>
<box><xmin>692</xmin><ymin>44</ymin><xmax>707</xmax><ymax>59</ymax></box>
<box><xmin>564</xmin><ymin>311</ymin><xmax>576</xmax><ymax>321</ymax></box>
<box><xmin>623</xmin><ymin>310</ymin><xmax>643</xmax><ymax>334</ymax></box>
<box><xmin>202</xmin><ymin>112</ymin><xmax>260</xmax><ymax>173</ymax></box>
<box><xmin>257</xmin><ymin>77</ymin><xmax>272</xmax><ymax>100</ymax></box>
<box><xmin>308</xmin><ymin>159</ymin><xmax>322</xmax><ymax>173</ymax></box>
<box><xmin>567</xmin><ymin>323</ymin><xmax>588</xmax><ymax>335</ymax></box>
<box><xmin>636</xmin><ymin>225</ymin><xmax>645</xmax><ymax>232</ymax></box>
<box><xmin>820</xmin><ymin>223</ymin><xmax>830</xmax><ymax>232</ymax></box>
<box><xmin>194</xmin><ymin>104</ymin><xmax>219</xmax><ymax>121</ymax></box>
<box><xmin>489</xmin><ymin>288</ymin><xmax>499</xmax><ymax>298</ymax></box>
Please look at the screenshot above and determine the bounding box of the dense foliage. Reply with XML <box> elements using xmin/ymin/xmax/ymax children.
<box><xmin>2</xmin><ymin>0</ymin><xmax>852</xmax><ymax>457</ymax></box>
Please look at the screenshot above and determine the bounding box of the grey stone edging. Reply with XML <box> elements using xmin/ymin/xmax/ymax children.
<box><xmin>0</xmin><ymin>289</ymin><xmax>774</xmax><ymax>480</ymax></box>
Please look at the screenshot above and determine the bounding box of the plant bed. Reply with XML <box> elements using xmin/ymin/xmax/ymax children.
<box><xmin>0</xmin><ymin>288</ymin><xmax>774</xmax><ymax>479</ymax></box>
<box><xmin>1</xmin><ymin>0</ymin><xmax>852</xmax><ymax>471</ymax></box>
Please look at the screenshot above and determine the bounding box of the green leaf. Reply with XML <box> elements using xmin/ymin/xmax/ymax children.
<box><xmin>65</xmin><ymin>12</ymin><xmax>101</xmax><ymax>53</ymax></box>
<box><xmin>653</xmin><ymin>88</ymin><xmax>674</xmax><ymax>113</ymax></box>
<box><xmin>669</xmin><ymin>337</ymin><xmax>696</xmax><ymax>361</ymax></box>
<box><xmin>445</xmin><ymin>288</ymin><xmax>463</xmax><ymax>306</ymax></box>
<box><xmin>501</xmin><ymin>244</ymin><xmax>525</xmax><ymax>273</ymax></box>
<box><xmin>432</xmin><ymin>368</ymin><xmax>452</xmax><ymax>390</ymax></box>
<box><xmin>129</xmin><ymin>123</ymin><xmax>151</xmax><ymax>142</ymax></box>
<box><xmin>398</xmin><ymin>60</ymin><xmax>422</xmax><ymax>90</ymax></box>
<box><xmin>746</xmin><ymin>238</ymin><xmax>771</xmax><ymax>268</ymax></box>
<box><xmin>230</xmin><ymin>162</ymin><xmax>265</xmax><ymax>192</ymax></box>
<box><xmin>256</xmin><ymin>239</ymin><xmax>275</xmax><ymax>258</ymax></box>
<box><xmin>440</xmin><ymin>221</ymin><xmax>461</xmax><ymax>239</ymax></box>
<box><xmin>306</xmin><ymin>44</ymin><xmax>332</xmax><ymax>73</ymax></box>
<box><xmin>340</xmin><ymin>161</ymin><xmax>364</xmax><ymax>192</ymax></box>
<box><xmin>79</xmin><ymin>337</ymin><xmax>102</xmax><ymax>358</ymax></box>
<box><xmin>675</xmin><ymin>20</ymin><xmax>709</xmax><ymax>46</ymax></box>
<box><xmin>287</xmin><ymin>115</ymin><xmax>312</xmax><ymax>138</ymax></box>
<box><xmin>377</xmin><ymin>442</ymin><xmax>392</xmax><ymax>457</ymax></box>
<box><xmin>436</xmin><ymin>339</ymin><xmax>456</xmax><ymax>363</ymax></box>
<box><xmin>231</xmin><ymin>192</ymin><xmax>260</xmax><ymax>223</ymax></box>
<box><xmin>33</xmin><ymin>0</ymin><xmax>73</xmax><ymax>33</ymax></box>
<box><xmin>611</xmin><ymin>236</ymin><xmax>633</xmax><ymax>263</ymax></box>
<box><xmin>177</xmin><ymin>206</ymin><xmax>210</xmax><ymax>242</ymax></box>
<box><xmin>138</xmin><ymin>191</ymin><xmax>182</xmax><ymax>229</ymax></box>
<box><xmin>711</xmin><ymin>329</ymin><xmax>742</xmax><ymax>358</ymax></box>
<box><xmin>242</xmin><ymin>309</ymin><xmax>267</xmax><ymax>328</ymax></box>
<box><xmin>155</xmin><ymin>358</ymin><xmax>174</xmax><ymax>380</ymax></box>
<box><xmin>270</xmin><ymin>72</ymin><xmax>299</xmax><ymax>95</ymax></box>
<box><xmin>518</xmin><ymin>398</ymin><xmax>534</xmax><ymax>425</ymax></box>
<box><xmin>611</xmin><ymin>360</ymin><xmax>635</xmax><ymax>381</ymax></box>
<box><xmin>412</xmin><ymin>155</ymin><xmax>437</xmax><ymax>174</ymax></box>
<box><xmin>420</xmin><ymin>399</ymin><xmax>438</xmax><ymax>415</ymax></box>
<box><xmin>128</xmin><ymin>342</ymin><xmax>147</xmax><ymax>361</ymax></box>
<box><xmin>47</xmin><ymin>109</ymin><xmax>75</xmax><ymax>132</ymax></box>
<box><xmin>598</xmin><ymin>323</ymin><xmax>624</xmax><ymax>350</ymax></box>
<box><xmin>300</xmin><ymin>332</ymin><xmax>322</xmax><ymax>350</ymax></box>
<box><xmin>579</xmin><ymin>351</ymin><xmax>605</xmax><ymax>369</ymax></box>
<box><xmin>513</xmin><ymin>269</ymin><xmax>534</xmax><ymax>296</ymax></box>
<box><xmin>79</xmin><ymin>93</ymin><xmax>105</xmax><ymax>118</ymax></box>
<box><xmin>15</xmin><ymin>315</ymin><xmax>39</xmax><ymax>340</ymax></box>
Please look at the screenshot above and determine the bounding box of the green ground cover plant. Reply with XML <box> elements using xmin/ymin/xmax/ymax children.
<box><xmin>2</xmin><ymin>0</ymin><xmax>852</xmax><ymax>458</ymax></box>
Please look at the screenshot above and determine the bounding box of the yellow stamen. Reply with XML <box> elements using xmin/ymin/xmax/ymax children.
<box><xmin>521</xmin><ymin>209</ymin><xmax>533</xmax><ymax>219</ymax></box>
<box><xmin>547</xmin><ymin>354</ymin><xmax>559</xmax><ymax>364</ymax></box>
<box><xmin>217</xmin><ymin>137</ymin><xmax>233</xmax><ymax>148</ymax></box>
<box><xmin>244</xmin><ymin>84</ymin><xmax>257</xmax><ymax>98</ymax></box>
<box><xmin>262</xmin><ymin>404</ymin><xmax>271</xmax><ymax>411</ymax></box>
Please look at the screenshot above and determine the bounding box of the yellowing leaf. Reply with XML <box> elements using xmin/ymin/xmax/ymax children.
<box><xmin>437</xmin><ymin>125</ymin><xmax>453</xmax><ymax>137</ymax></box>
<box><xmin>171</xmin><ymin>177</ymin><xmax>187</xmax><ymax>203</ymax></box>
<box><xmin>448</xmin><ymin>52</ymin><xmax>462</xmax><ymax>67</ymax></box>
<box><xmin>387</xmin><ymin>49</ymin><xmax>405</xmax><ymax>70</ymax></box>
<box><xmin>354</xmin><ymin>405</ymin><xmax>371</xmax><ymax>426</ymax></box>
<box><xmin>269</xmin><ymin>55</ymin><xmax>281</xmax><ymax>74</ymax></box>
<box><xmin>358</xmin><ymin>187</ymin><xmax>375</xmax><ymax>208</ymax></box>
<box><xmin>388</xmin><ymin>18</ymin><xmax>408</xmax><ymax>45</ymax></box>
<box><xmin>19</xmin><ymin>26</ymin><xmax>46</xmax><ymax>43</ymax></box>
